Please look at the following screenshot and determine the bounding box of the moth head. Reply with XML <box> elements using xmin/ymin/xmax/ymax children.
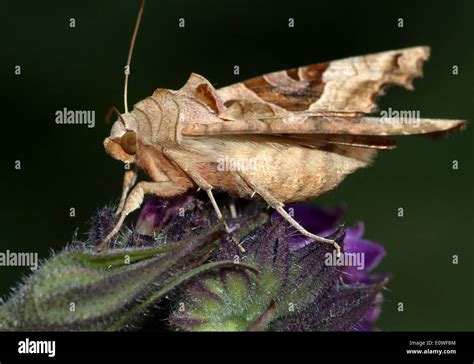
<box><xmin>104</xmin><ymin>0</ymin><xmax>145</xmax><ymax>165</ymax></box>
<box><xmin>103</xmin><ymin>112</ymin><xmax>140</xmax><ymax>163</ymax></box>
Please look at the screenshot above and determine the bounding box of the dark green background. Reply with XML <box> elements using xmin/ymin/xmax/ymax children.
<box><xmin>2</xmin><ymin>0</ymin><xmax>473</xmax><ymax>330</ymax></box>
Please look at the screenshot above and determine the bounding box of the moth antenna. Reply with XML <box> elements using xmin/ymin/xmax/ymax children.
<box><xmin>106</xmin><ymin>106</ymin><xmax>127</xmax><ymax>127</ymax></box>
<box><xmin>123</xmin><ymin>0</ymin><xmax>145</xmax><ymax>114</ymax></box>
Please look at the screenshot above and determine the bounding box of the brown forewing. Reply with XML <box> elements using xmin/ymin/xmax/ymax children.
<box><xmin>183</xmin><ymin>46</ymin><xmax>465</xmax><ymax>147</ymax></box>
<box><xmin>217</xmin><ymin>46</ymin><xmax>430</xmax><ymax>114</ymax></box>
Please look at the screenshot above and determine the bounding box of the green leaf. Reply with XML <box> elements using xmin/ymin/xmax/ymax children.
<box><xmin>0</xmin><ymin>226</ymin><xmax>240</xmax><ymax>331</ymax></box>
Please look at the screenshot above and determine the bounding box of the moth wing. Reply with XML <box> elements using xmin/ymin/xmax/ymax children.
<box><xmin>178</xmin><ymin>73</ymin><xmax>225</xmax><ymax>114</ymax></box>
<box><xmin>181</xmin><ymin>99</ymin><xmax>466</xmax><ymax>142</ymax></box>
<box><xmin>183</xmin><ymin>112</ymin><xmax>465</xmax><ymax>136</ymax></box>
<box><xmin>181</xmin><ymin>46</ymin><xmax>465</xmax><ymax>148</ymax></box>
<box><xmin>217</xmin><ymin>46</ymin><xmax>430</xmax><ymax>113</ymax></box>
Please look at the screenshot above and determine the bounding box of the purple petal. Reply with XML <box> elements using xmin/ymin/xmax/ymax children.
<box><xmin>283</xmin><ymin>210</ymin><xmax>387</xmax><ymax>286</ymax></box>
<box><xmin>274</xmin><ymin>281</ymin><xmax>386</xmax><ymax>331</ymax></box>
<box><xmin>345</xmin><ymin>221</ymin><xmax>365</xmax><ymax>240</ymax></box>
<box><xmin>135</xmin><ymin>194</ymin><xmax>195</xmax><ymax>236</ymax></box>
<box><xmin>344</xmin><ymin>222</ymin><xmax>386</xmax><ymax>272</ymax></box>
<box><xmin>356</xmin><ymin>293</ymin><xmax>383</xmax><ymax>331</ymax></box>
<box><xmin>274</xmin><ymin>204</ymin><xmax>346</xmax><ymax>250</ymax></box>
<box><xmin>272</xmin><ymin>204</ymin><xmax>346</xmax><ymax>235</ymax></box>
<box><xmin>364</xmin><ymin>302</ymin><xmax>382</xmax><ymax>323</ymax></box>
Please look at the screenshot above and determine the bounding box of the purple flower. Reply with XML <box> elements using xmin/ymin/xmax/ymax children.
<box><xmin>273</xmin><ymin>204</ymin><xmax>387</xmax><ymax>331</ymax></box>
<box><xmin>135</xmin><ymin>193</ymin><xmax>196</xmax><ymax>236</ymax></box>
<box><xmin>133</xmin><ymin>194</ymin><xmax>389</xmax><ymax>332</ymax></box>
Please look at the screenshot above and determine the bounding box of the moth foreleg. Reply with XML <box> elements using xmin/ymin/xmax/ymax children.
<box><xmin>96</xmin><ymin>180</ymin><xmax>185</xmax><ymax>252</ymax></box>
<box><xmin>116</xmin><ymin>168</ymin><xmax>138</xmax><ymax>215</ymax></box>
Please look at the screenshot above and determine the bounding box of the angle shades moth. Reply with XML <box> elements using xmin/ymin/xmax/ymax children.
<box><xmin>96</xmin><ymin>0</ymin><xmax>466</xmax><ymax>256</ymax></box>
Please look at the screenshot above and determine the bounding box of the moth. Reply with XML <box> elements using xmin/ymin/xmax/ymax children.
<box><xmin>97</xmin><ymin>0</ymin><xmax>466</xmax><ymax>255</ymax></box>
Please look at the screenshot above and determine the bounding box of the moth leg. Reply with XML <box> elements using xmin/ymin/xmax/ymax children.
<box><xmin>229</xmin><ymin>200</ymin><xmax>238</xmax><ymax>219</ymax></box>
<box><xmin>206</xmin><ymin>188</ymin><xmax>224</xmax><ymax>222</ymax></box>
<box><xmin>276</xmin><ymin>204</ymin><xmax>341</xmax><ymax>257</ymax></box>
<box><xmin>161</xmin><ymin>150</ymin><xmax>228</xmax><ymax>226</ymax></box>
<box><xmin>247</xmin><ymin>185</ymin><xmax>341</xmax><ymax>258</ymax></box>
<box><xmin>204</xmin><ymin>187</ymin><xmax>245</xmax><ymax>253</ymax></box>
<box><xmin>116</xmin><ymin>167</ymin><xmax>138</xmax><ymax>215</ymax></box>
<box><xmin>96</xmin><ymin>180</ymin><xmax>184</xmax><ymax>252</ymax></box>
<box><xmin>194</xmin><ymin>179</ymin><xmax>247</xmax><ymax>253</ymax></box>
<box><xmin>163</xmin><ymin>148</ymin><xmax>246</xmax><ymax>251</ymax></box>
<box><xmin>190</xmin><ymin>175</ymin><xmax>232</xmax><ymax>236</ymax></box>
<box><xmin>196</xmin><ymin>183</ymin><xmax>245</xmax><ymax>252</ymax></box>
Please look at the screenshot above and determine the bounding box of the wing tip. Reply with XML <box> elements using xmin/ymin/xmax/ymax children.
<box><xmin>441</xmin><ymin>118</ymin><xmax>467</xmax><ymax>132</ymax></box>
<box><xmin>398</xmin><ymin>46</ymin><xmax>431</xmax><ymax>90</ymax></box>
<box><xmin>422</xmin><ymin>119</ymin><xmax>467</xmax><ymax>140</ymax></box>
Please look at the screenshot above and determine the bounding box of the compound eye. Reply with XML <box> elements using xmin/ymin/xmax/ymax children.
<box><xmin>120</xmin><ymin>130</ymin><xmax>137</xmax><ymax>155</ymax></box>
